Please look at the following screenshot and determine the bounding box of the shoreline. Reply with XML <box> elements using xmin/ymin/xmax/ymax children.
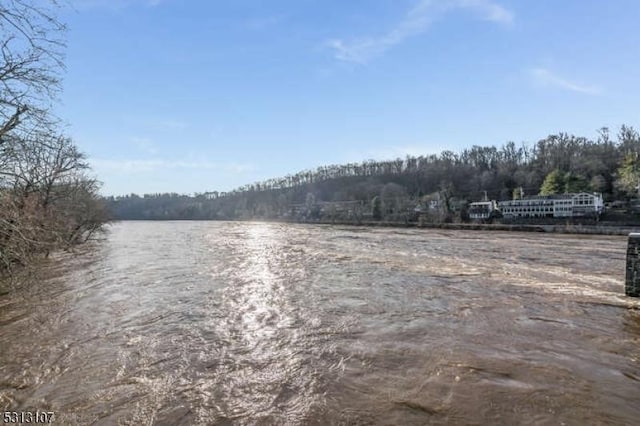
<box><xmin>111</xmin><ymin>218</ymin><xmax>640</xmax><ymax>235</ymax></box>
<box><xmin>306</xmin><ymin>220</ymin><xmax>638</xmax><ymax>235</ymax></box>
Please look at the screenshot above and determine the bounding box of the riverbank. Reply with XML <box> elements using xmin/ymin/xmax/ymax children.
<box><xmin>297</xmin><ymin>219</ymin><xmax>639</xmax><ymax>235</ymax></box>
<box><xmin>0</xmin><ymin>260</ymin><xmax>47</xmax><ymax>295</ymax></box>
<box><xmin>109</xmin><ymin>217</ymin><xmax>640</xmax><ymax>235</ymax></box>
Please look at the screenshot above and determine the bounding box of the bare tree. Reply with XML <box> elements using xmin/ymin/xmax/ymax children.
<box><xmin>0</xmin><ymin>0</ymin><xmax>65</xmax><ymax>142</ymax></box>
<box><xmin>0</xmin><ymin>2</ymin><xmax>109</xmax><ymax>277</ymax></box>
<box><xmin>1</xmin><ymin>131</ymin><xmax>106</xmax><ymax>267</ymax></box>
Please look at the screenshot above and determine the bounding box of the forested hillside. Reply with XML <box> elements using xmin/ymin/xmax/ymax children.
<box><xmin>107</xmin><ymin>126</ymin><xmax>640</xmax><ymax>222</ymax></box>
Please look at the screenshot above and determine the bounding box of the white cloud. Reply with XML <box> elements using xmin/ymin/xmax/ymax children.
<box><xmin>529</xmin><ymin>68</ymin><xmax>602</xmax><ymax>95</ymax></box>
<box><xmin>130</xmin><ymin>137</ymin><xmax>158</xmax><ymax>154</ymax></box>
<box><xmin>325</xmin><ymin>0</ymin><xmax>513</xmax><ymax>63</ymax></box>
<box><xmin>457</xmin><ymin>0</ymin><xmax>514</xmax><ymax>24</ymax></box>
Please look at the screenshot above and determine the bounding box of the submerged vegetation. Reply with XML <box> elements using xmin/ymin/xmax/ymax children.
<box><xmin>108</xmin><ymin>126</ymin><xmax>640</xmax><ymax>223</ymax></box>
<box><xmin>0</xmin><ymin>1</ymin><xmax>108</xmax><ymax>276</ymax></box>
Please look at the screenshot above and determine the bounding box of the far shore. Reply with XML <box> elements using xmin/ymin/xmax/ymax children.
<box><xmin>298</xmin><ymin>219</ymin><xmax>638</xmax><ymax>235</ymax></box>
<box><xmin>111</xmin><ymin>218</ymin><xmax>640</xmax><ymax>236</ymax></box>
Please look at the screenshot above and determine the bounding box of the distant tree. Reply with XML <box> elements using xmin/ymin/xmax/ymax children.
<box><xmin>615</xmin><ymin>153</ymin><xmax>640</xmax><ymax>198</ymax></box>
<box><xmin>590</xmin><ymin>175</ymin><xmax>607</xmax><ymax>193</ymax></box>
<box><xmin>618</xmin><ymin>125</ymin><xmax>640</xmax><ymax>154</ymax></box>
<box><xmin>539</xmin><ymin>169</ymin><xmax>564</xmax><ymax>195</ymax></box>
<box><xmin>438</xmin><ymin>182</ymin><xmax>454</xmax><ymax>216</ymax></box>
<box><xmin>563</xmin><ymin>172</ymin><xmax>589</xmax><ymax>193</ymax></box>
<box><xmin>371</xmin><ymin>196</ymin><xmax>381</xmax><ymax>220</ymax></box>
<box><xmin>103</xmin><ymin>124</ymin><xmax>640</xmax><ymax>224</ymax></box>
<box><xmin>326</xmin><ymin>204</ymin><xmax>337</xmax><ymax>223</ymax></box>
<box><xmin>305</xmin><ymin>192</ymin><xmax>315</xmax><ymax>212</ymax></box>
<box><xmin>380</xmin><ymin>182</ymin><xmax>407</xmax><ymax>215</ymax></box>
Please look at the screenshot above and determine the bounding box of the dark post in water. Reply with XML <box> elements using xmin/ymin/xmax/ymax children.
<box><xmin>626</xmin><ymin>233</ymin><xmax>640</xmax><ymax>297</ymax></box>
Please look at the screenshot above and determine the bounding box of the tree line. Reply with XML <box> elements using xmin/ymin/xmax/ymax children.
<box><xmin>1</xmin><ymin>1</ymin><xmax>108</xmax><ymax>276</ymax></box>
<box><xmin>107</xmin><ymin>125</ymin><xmax>640</xmax><ymax>222</ymax></box>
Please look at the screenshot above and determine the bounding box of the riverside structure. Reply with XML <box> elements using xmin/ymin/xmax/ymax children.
<box><xmin>470</xmin><ymin>192</ymin><xmax>605</xmax><ymax>220</ymax></box>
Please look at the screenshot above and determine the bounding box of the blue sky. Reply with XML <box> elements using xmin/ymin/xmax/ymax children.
<box><xmin>57</xmin><ymin>0</ymin><xmax>640</xmax><ymax>195</ymax></box>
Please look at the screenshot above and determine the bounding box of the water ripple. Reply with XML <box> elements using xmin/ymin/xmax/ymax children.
<box><xmin>0</xmin><ymin>221</ymin><xmax>639</xmax><ymax>424</ymax></box>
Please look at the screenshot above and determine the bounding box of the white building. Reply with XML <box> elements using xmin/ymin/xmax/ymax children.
<box><xmin>469</xmin><ymin>200</ymin><xmax>499</xmax><ymax>220</ymax></box>
<box><xmin>499</xmin><ymin>192</ymin><xmax>604</xmax><ymax>219</ymax></box>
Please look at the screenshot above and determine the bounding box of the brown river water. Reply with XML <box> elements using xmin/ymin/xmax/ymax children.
<box><xmin>1</xmin><ymin>221</ymin><xmax>639</xmax><ymax>425</ymax></box>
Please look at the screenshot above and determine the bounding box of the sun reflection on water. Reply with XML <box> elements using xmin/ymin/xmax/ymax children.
<box><xmin>206</xmin><ymin>222</ymin><xmax>318</xmax><ymax>422</ymax></box>
<box><xmin>239</xmin><ymin>223</ymin><xmax>287</xmax><ymax>340</ymax></box>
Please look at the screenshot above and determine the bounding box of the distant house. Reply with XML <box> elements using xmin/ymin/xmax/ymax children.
<box><xmin>288</xmin><ymin>200</ymin><xmax>364</xmax><ymax>220</ymax></box>
<box><xmin>317</xmin><ymin>200</ymin><xmax>362</xmax><ymax>216</ymax></box>
<box><xmin>499</xmin><ymin>192</ymin><xmax>603</xmax><ymax>219</ymax></box>
<box><xmin>630</xmin><ymin>199</ymin><xmax>640</xmax><ymax>213</ymax></box>
<box><xmin>421</xmin><ymin>192</ymin><xmax>441</xmax><ymax>211</ymax></box>
<box><xmin>469</xmin><ymin>200</ymin><xmax>499</xmax><ymax>220</ymax></box>
<box><xmin>571</xmin><ymin>192</ymin><xmax>605</xmax><ymax>217</ymax></box>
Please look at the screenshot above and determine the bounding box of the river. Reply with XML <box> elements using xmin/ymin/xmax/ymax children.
<box><xmin>1</xmin><ymin>221</ymin><xmax>639</xmax><ymax>425</ymax></box>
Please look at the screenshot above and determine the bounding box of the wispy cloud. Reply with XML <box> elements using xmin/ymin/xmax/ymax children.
<box><xmin>325</xmin><ymin>0</ymin><xmax>513</xmax><ymax>63</ymax></box>
<box><xmin>91</xmin><ymin>158</ymin><xmax>254</xmax><ymax>174</ymax></box>
<box><xmin>528</xmin><ymin>68</ymin><xmax>602</xmax><ymax>95</ymax></box>
<box><xmin>458</xmin><ymin>0</ymin><xmax>513</xmax><ymax>24</ymax></box>
<box><xmin>130</xmin><ymin>137</ymin><xmax>158</xmax><ymax>154</ymax></box>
